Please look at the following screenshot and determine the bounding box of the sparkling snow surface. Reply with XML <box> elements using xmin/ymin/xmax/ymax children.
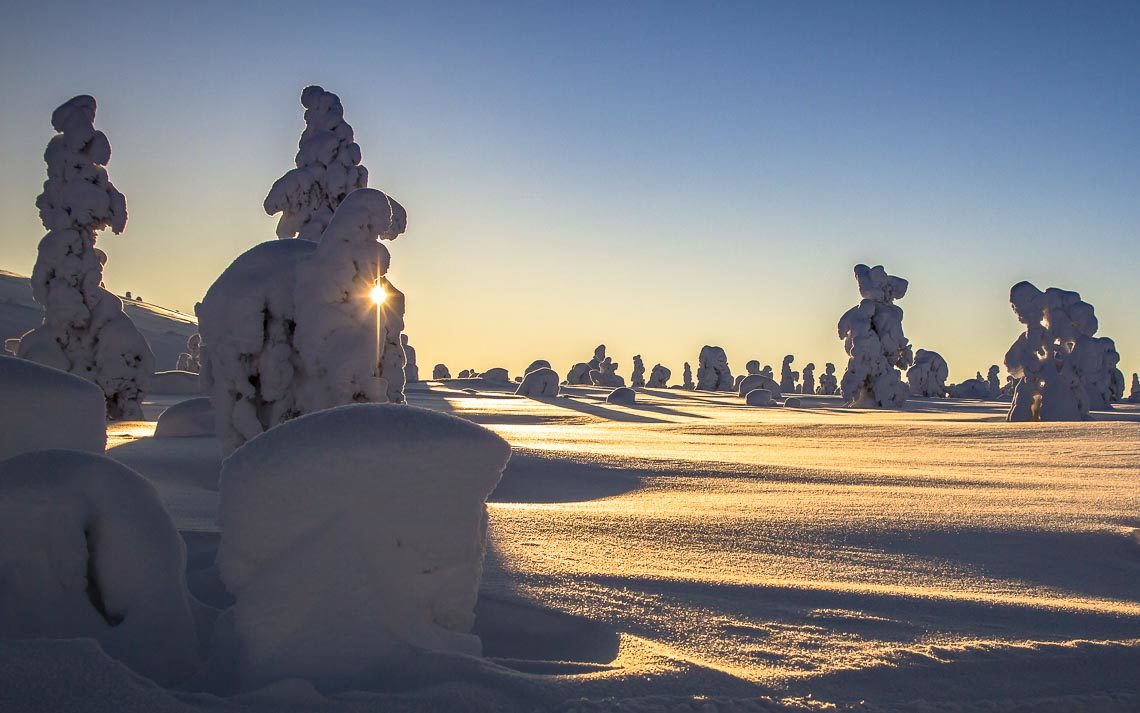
<box><xmin>78</xmin><ymin>383</ymin><xmax>1140</xmax><ymax>709</ymax></box>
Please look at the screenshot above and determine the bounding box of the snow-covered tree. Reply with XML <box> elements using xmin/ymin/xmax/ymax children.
<box><xmin>697</xmin><ymin>345</ymin><xmax>733</xmax><ymax>391</ymax></box>
<box><xmin>433</xmin><ymin>364</ymin><xmax>451</xmax><ymax>379</ymax></box>
<box><xmin>18</xmin><ymin>95</ymin><xmax>154</xmax><ymax>419</ymax></box>
<box><xmin>1072</xmin><ymin>335</ymin><xmax>1124</xmax><ymax>410</ymax></box>
<box><xmin>647</xmin><ymin>363</ymin><xmax>671</xmax><ymax>387</ymax></box>
<box><xmin>1129</xmin><ymin>373</ymin><xmax>1140</xmax><ymax>403</ymax></box>
<box><xmin>801</xmin><ymin>363</ymin><xmax>816</xmax><ymax>394</ymax></box>
<box><xmin>264</xmin><ymin>86</ymin><xmax>369</xmax><ymax>241</ymax></box>
<box><xmin>590</xmin><ymin>356</ymin><xmax>625</xmax><ymax>387</ymax></box>
<box><xmin>779</xmin><ymin>355</ymin><xmax>798</xmax><ymax>393</ymax></box>
<box><xmin>402</xmin><ymin>334</ymin><xmax>419</xmax><ymax>383</ymax></box>
<box><xmin>906</xmin><ymin>349</ymin><xmax>948</xmax><ymax>397</ymax></box>
<box><xmin>817</xmin><ymin>363</ymin><xmax>838</xmax><ymax>395</ymax></box>
<box><xmin>199</xmin><ymin>188</ymin><xmax>408</xmax><ymax>453</ymax></box>
<box><xmin>682</xmin><ymin>362</ymin><xmax>694</xmax><ymax>389</ymax></box>
<box><xmin>175</xmin><ymin>333</ymin><xmax>201</xmax><ymax>372</ymax></box>
<box><xmin>837</xmin><ymin>264</ymin><xmax>912</xmax><ymax>408</ymax></box>
<box><xmin>630</xmin><ymin>354</ymin><xmax>646</xmax><ymax>388</ymax></box>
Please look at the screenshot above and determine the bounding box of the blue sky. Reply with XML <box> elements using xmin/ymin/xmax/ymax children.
<box><xmin>1</xmin><ymin>1</ymin><xmax>1137</xmax><ymax>381</ymax></box>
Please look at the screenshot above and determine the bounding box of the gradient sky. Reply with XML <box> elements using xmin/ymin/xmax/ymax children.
<box><xmin>1</xmin><ymin>1</ymin><xmax>1138</xmax><ymax>382</ymax></box>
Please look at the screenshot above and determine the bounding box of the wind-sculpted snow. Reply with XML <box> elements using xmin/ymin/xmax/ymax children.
<box><xmin>697</xmin><ymin>345</ymin><xmax>733</xmax><ymax>391</ymax></box>
<box><xmin>907</xmin><ymin>349</ymin><xmax>948</xmax><ymax>397</ymax></box>
<box><xmin>199</xmin><ymin>188</ymin><xmax>408</xmax><ymax>452</ymax></box>
<box><xmin>0</xmin><ymin>450</ymin><xmax>198</xmax><ymax>684</ymax></box>
<box><xmin>402</xmin><ymin>334</ymin><xmax>419</xmax><ymax>383</ymax></box>
<box><xmin>516</xmin><ymin>367</ymin><xmax>560</xmax><ymax>398</ymax></box>
<box><xmin>216</xmin><ymin>404</ymin><xmax>510</xmax><ymax>691</ymax></box>
<box><xmin>18</xmin><ymin>95</ymin><xmax>153</xmax><ymax>419</ymax></box>
<box><xmin>817</xmin><ymin>362</ymin><xmax>838</xmax><ymax>395</ymax></box>
<box><xmin>838</xmin><ymin>264</ymin><xmax>912</xmax><ymax>408</ymax></box>
<box><xmin>779</xmin><ymin>355</ymin><xmax>798</xmax><ymax>393</ymax></box>
<box><xmin>744</xmin><ymin>388</ymin><xmax>773</xmax><ymax>406</ymax></box>
<box><xmin>647</xmin><ymin>363</ymin><xmax>671</xmax><ymax>388</ymax></box>
<box><xmin>264</xmin><ymin>86</ymin><xmax>369</xmax><ymax>241</ymax></box>
<box><xmin>1004</xmin><ymin>281</ymin><xmax>1110</xmax><ymax>421</ymax></box>
<box><xmin>0</xmin><ymin>356</ymin><xmax>105</xmax><ymax>460</ymax></box>
<box><xmin>630</xmin><ymin>355</ymin><xmax>646</xmax><ymax>388</ymax></box>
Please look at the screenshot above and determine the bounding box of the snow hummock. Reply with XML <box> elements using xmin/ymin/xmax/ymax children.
<box><xmin>907</xmin><ymin>349</ymin><xmax>949</xmax><ymax>397</ymax></box>
<box><xmin>515</xmin><ymin>367</ymin><xmax>560</xmax><ymax>398</ymax></box>
<box><xmin>0</xmin><ymin>355</ymin><xmax>106</xmax><ymax>460</ymax></box>
<box><xmin>177</xmin><ymin>333</ymin><xmax>202</xmax><ymax>372</ymax></box>
<box><xmin>744</xmin><ymin>388</ymin><xmax>773</xmax><ymax>406</ymax></box>
<box><xmin>263</xmin><ymin>86</ymin><xmax>369</xmax><ymax>241</ymax></box>
<box><xmin>433</xmin><ymin>364</ymin><xmax>451</xmax><ymax>380</ymax></box>
<box><xmin>154</xmin><ymin>397</ymin><xmax>215</xmax><ymax>438</ymax></box>
<box><xmin>17</xmin><ymin>95</ymin><xmax>154</xmax><ymax>420</ymax></box>
<box><xmin>605</xmin><ymin>387</ymin><xmax>636</xmax><ymax>405</ymax></box>
<box><xmin>838</xmin><ymin>264</ymin><xmax>912</xmax><ymax>408</ymax></box>
<box><xmin>215</xmin><ymin>403</ymin><xmax>510</xmax><ymax>691</ymax></box>
<box><xmin>1004</xmin><ymin>281</ymin><xmax>1102</xmax><ymax>422</ymax></box>
<box><xmin>630</xmin><ymin>355</ymin><xmax>646</xmax><ymax>388</ymax></box>
<box><xmin>696</xmin><ymin>345</ymin><xmax>733</xmax><ymax>391</ymax></box>
<box><xmin>0</xmin><ymin>450</ymin><xmax>198</xmax><ymax>684</ymax></box>
<box><xmin>199</xmin><ymin>187</ymin><xmax>408</xmax><ymax>452</ymax></box>
<box><xmin>646</xmin><ymin>363</ymin><xmax>671</xmax><ymax>388</ymax></box>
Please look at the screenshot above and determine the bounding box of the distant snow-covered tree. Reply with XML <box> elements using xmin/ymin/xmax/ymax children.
<box><xmin>837</xmin><ymin>264</ymin><xmax>912</xmax><ymax>408</ymax></box>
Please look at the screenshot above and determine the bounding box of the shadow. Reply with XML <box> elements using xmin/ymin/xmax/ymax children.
<box><xmin>625</xmin><ymin>401</ymin><xmax>712</xmax><ymax>419</ymax></box>
<box><xmin>543</xmin><ymin>396</ymin><xmax>666</xmax><ymax>423</ymax></box>
<box><xmin>489</xmin><ymin>450</ymin><xmax>643</xmax><ymax>503</ymax></box>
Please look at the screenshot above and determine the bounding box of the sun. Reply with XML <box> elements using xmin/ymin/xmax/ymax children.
<box><xmin>369</xmin><ymin>284</ymin><xmax>387</xmax><ymax>305</ymax></box>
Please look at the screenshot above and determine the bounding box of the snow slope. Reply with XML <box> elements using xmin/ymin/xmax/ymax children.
<box><xmin>0</xmin><ymin>269</ymin><xmax>197</xmax><ymax>371</ymax></box>
<box><xmin>6</xmin><ymin>382</ymin><xmax>1140</xmax><ymax>711</ymax></box>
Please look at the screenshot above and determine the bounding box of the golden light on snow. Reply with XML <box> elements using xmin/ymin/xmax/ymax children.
<box><xmin>370</xmin><ymin>284</ymin><xmax>387</xmax><ymax>305</ymax></box>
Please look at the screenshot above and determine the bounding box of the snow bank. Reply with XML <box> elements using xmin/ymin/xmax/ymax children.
<box><xmin>907</xmin><ymin>349</ymin><xmax>948</xmax><ymax>397</ymax></box>
<box><xmin>737</xmin><ymin>373</ymin><xmax>781</xmax><ymax>398</ymax></box>
<box><xmin>433</xmin><ymin>364</ymin><xmax>451</xmax><ymax>380</ymax></box>
<box><xmin>216</xmin><ymin>404</ymin><xmax>510</xmax><ymax>691</ymax></box>
<box><xmin>264</xmin><ymin>86</ymin><xmax>369</xmax><ymax>241</ymax></box>
<box><xmin>0</xmin><ymin>355</ymin><xmax>105</xmax><ymax>460</ymax></box>
<box><xmin>744</xmin><ymin>389</ymin><xmax>772</xmax><ymax>406</ymax></box>
<box><xmin>837</xmin><ymin>264</ymin><xmax>912</xmax><ymax>408</ymax></box>
<box><xmin>154</xmin><ymin>397</ymin><xmax>215</xmax><ymax>438</ymax></box>
<box><xmin>0</xmin><ymin>450</ymin><xmax>198</xmax><ymax>684</ymax></box>
<box><xmin>18</xmin><ymin>95</ymin><xmax>154</xmax><ymax>420</ymax></box>
<box><xmin>402</xmin><ymin>334</ymin><xmax>419</xmax><ymax>383</ymax></box>
<box><xmin>605</xmin><ymin>387</ymin><xmax>636</xmax><ymax>405</ymax></box>
<box><xmin>1004</xmin><ymin>281</ymin><xmax>1101</xmax><ymax>421</ymax></box>
<box><xmin>199</xmin><ymin>188</ymin><xmax>408</xmax><ymax>453</ymax></box>
<box><xmin>817</xmin><ymin>363</ymin><xmax>838</xmax><ymax>395</ymax></box>
<box><xmin>779</xmin><ymin>355</ymin><xmax>798</xmax><ymax>393</ymax></box>
<box><xmin>516</xmin><ymin>367</ymin><xmax>560</xmax><ymax>398</ymax></box>
<box><xmin>646</xmin><ymin>363</ymin><xmax>670</xmax><ymax>387</ymax></box>
<box><xmin>150</xmin><ymin>369</ymin><xmax>201</xmax><ymax>395</ymax></box>
<box><xmin>696</xmin><ymin>345</ymin><xmax>733</xmax><ymax>391</ymax></box>
<box><xmin>630</xmin><ymin>355</ymin><xmax>646</xmax><ymax>388</ymax></box>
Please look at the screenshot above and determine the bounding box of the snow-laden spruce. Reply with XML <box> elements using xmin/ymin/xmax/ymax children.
<box><xmin>0</xmin><ymin>355</ymin><xmax>106</xmax><ymax>460</ymax></box>
<box><xmin>816</xmin><ymin>363</ymin><xmax>838</xmax><ymax>395</ymax></box>
<box><xmin>433</xmin><ymin>363</ymin><xmax>451</xmax><ymax>380</ymax></box>
<box><xmin>566</xmin><ymin>345</ymin><xmax>606</xmax><ymax>385</ymax></box>
<box><xmin>646</xmin><ymin>363</ymin><xmax>671</xmax><ymax>387</ymax></box>
<box><xmin>264</xmin><ymin>86</ymin><xmax>369</xmax><ymax>241</ymax></box>
<box><xmin>837</xmin><ymin>264</ymin><xmax>912</xmax><ymax>408</ymax></box>
<box><xmin>1072</xmin><ymin>335</ymin><xmax>1125</xmax><ymax>410</ymax></box>
<box><xmin>0</xmin><ymin>450</ymin><xmax>199</xmax><ymax>684</ymax></box>
<box><xmin>199</xmin><ymin>188</ymin><xmax>408</xmax><ymax>453</ymax></box>
<box><xmin>590</xmin><ymin>353</ymin><xmax>625</xmax><ymax>387</ymax></box>
<box><xmin>1129</xmin><ymin>373</ymin><xmax>1140</xmax><ymax>403</ymax></box>
<box><xmin>17</xmin><ymin>95</ymin><xmax>154</xmax><ymax>419</ymax></box>
<box><xmin>682</xmin><ymin>361</ymin><xmax>694</xmax><ymax>389</ymax></box>
<box><xmin>516</xmin><ymin>367</ymin><xmax>560</xmax><ymax>397</ymax></box>
<box><xmin>630</xmin><ymin>355</ymin><xmax>646</xmax><ymax>388</ymax></box>
<box><xmin>696</xmin><ymin>345</ymin><xmax>733</xmax><ymax>391</ymax></box>
<box><xmin>907</xmin><ymin>349</ymin><xmax>948</xmax><ymax>397</ymax></box>
<box><xmin>215</xmin><ymin>404</ymin><xmax>510</xmax><ymax>691</ymax></box>
<box><xmin>402</xmin><ymin>334</ymin><xmax>419</xmax><ymax>383</ymax></box>
<box><xmin>986</xmin><ymin>365</ymin><xmax>1002</xmax><ymax>398</ymax></box>
<box><xmin>779</xmin><ymin>355</ymin><xmax>798</xmax><ymax>393</ymax></box>
<box><xmin>800</xmin><ymin>363</ymin><xmax>816</xmax><ymax>395</ymax></box>
<box><xmin>1004</xmin><ymin>281</ymin><xmax>1106</xmax><ymax>421</ymax></box>
<box><xmin>176</xmin><ymin>333</ymin><xmax>201</xmax><ymax>372</ymax></box>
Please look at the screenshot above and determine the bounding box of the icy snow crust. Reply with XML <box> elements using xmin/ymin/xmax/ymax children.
<box><xmin>0</xmin><ymin>355</ymin><xmax>106</xmax><ymax>460</ymax></box>
<box><xmin>216</xmin><ymin>403</ymin><xmax>509</xmax><ymax>691</ymax></box>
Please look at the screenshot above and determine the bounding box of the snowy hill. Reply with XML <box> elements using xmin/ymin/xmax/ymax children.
<box><xmin>0</xmin><ymin>269</ymin><xmax>198</xmax><ymax>370</ymax></box>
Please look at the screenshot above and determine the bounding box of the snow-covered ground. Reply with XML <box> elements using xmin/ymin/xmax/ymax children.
<box><xmin>7</xmin><ymin>379</ymin><xmax>1139</xmax><ymax>712</ymax></box>
<box><xmin>0</xmin><ymin>269</ymin><xmax>197</xmax><ymax>370</ymax></box>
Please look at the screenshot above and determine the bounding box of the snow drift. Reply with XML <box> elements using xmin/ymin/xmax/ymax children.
<box><xmin>0</xmin><ymin>355</ymin><xmax>106</xmax><ymax>460</ymax></box>
<box><xmin>215</xmin><ymin>404</ymin><xmax>510</xmax><ymax>691</ymax></box>
<box><xmin>0</xmin><ymin>450</ymin><xmax>198</xmax><ymax>684</ymax></box>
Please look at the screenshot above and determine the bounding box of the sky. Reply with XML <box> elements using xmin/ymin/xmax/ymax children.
<box><xmin>1</xmin><ymin>1</ymin><xmax>1138</xmax><ymax>383</ymax></box>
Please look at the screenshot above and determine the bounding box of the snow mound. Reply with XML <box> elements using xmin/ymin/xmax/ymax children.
<box><xmin>216</xmin><ymin>403</ymin><xmax>510</xmax><ymax>691</ymax></box>
<box><xmin>738</xmin><ymin>373</ymin><xmax>781</xmax><ymax>398</ymax></box>
<box><xmin>482</xmin><ymin>367</ymin><xmax>510</xmax><ymax>382</ymax></box>
<box><xmin>0</xmin><ymin>450</ymin><xmax>198</xmax><ymax>684</ymax></box>
<box><xmin>432</xmin><ymin>363</ymin><xmax>451</xmax><ymax>380</ymax></box>
<box><xmin>783</xmin><ymin>396</ymin><xmax>803</xmax><ymax>408</ymax></box>
<box><xmin>605</xmin><ymin>387</ymin><xmax>636</xmax><ymax>405</ymax></box>
<box><xmin>0</xmin><ymin>356</ymin><xmax>105</xmax><ymax>460</ymax></box>
<box><xmin>154</xmin><ymin>397</ymin><xmax>214</xmax><ymax>438</ymax></box>
<box><xmin>744</xmin><ymin>389</ymin><xmax>773</xmax><ymax>406</ymax></box>
<box><xmin>697</xmin><ymin>346</ymin><xmax>733</xmax><ymax>391</ymax></box>
<box><xmin>150</xmin><ymin>369</ymin><xmax>201</xmax><ymax>395</ymax></box>
<box><xmin>516</xmin><ymin>367</ymin><xmax>560</xmax><ymax>398</ymax></box>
